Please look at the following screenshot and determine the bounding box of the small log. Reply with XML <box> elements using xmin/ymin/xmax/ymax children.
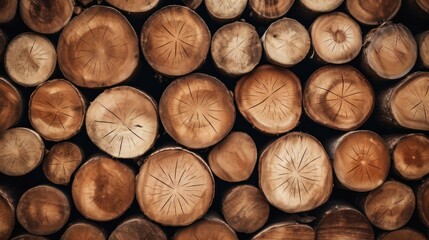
<box><xmin>11</xmin><ymin>235</ymin><xmax>49</xmax><ymax>240</ymax></box>
<box><xmin>235</xmin><ymin>65</ymin><xmax>302</xmax><ymax>134</ymax></box>
<box><xmin>17</xmin><ymin>185</ymin><xmax>70</xmax><ymax>235</ymax></box>
<box><xmin>208</xmin><ymin>131</ymin><xmax>257</xmax><ymax>182</ymax></box>
<box><xmin>5</xmin><ymin>32</ymin><xmax>56</xmax><ymax>87</ymax></box>
<box><xmin>159</xmin><ymin>73</ymin><xmax>235</xmax><ymax>149</ymax></box>
<box><xmin>136</xmin><ymin>147</ymin><xmax>215</xmax><ymax>226</ymax></box>
<box><xmin>259</xmin><ymin>132</ymin><xmax>333</xmax><ymax>213</ymax></box>
<box><xmin>0</xmin><ymin>77</ymin><xmax>22</xmax><ymax>132</ymax></box>
<box><xmin>0</xmin><ymin>0</ymin><xmax>17</xmax><ymax>23</ymax></box>
<box><xmin>173</xmin><ymin>217</ymin><xmax>238</xmax><ymax>240</ymax></box>
<box><xmin>378</xmin><ymin>71</ymin><xmax>429</xmax><ymax>131</ymax></box>
<box><xmin>204</xmin><ymin>0</ymin><xmax>247</xmax><ymax>21</ymax></box>
<box><xmin>249</xmin><ymin>0</ymin><xmax>294</xmax><ymax>21</ymax></box>
<box><xmin>211</xmin><ymin>21</ymin><xmax>262</xmax><ymax>77</ymax></box>
<box><xmin>417</xmin><ymin>31</ymin><xmax>429</xmax><ymax>68</ymax></box>
<box><xmin>86</xmin><ymin>86</ymin><xmax>158</xmax><ymax>158</ymax></box>
<box><xmin>329</xmin><ymin>130</ymin><xmax>390</xmax><ymax>192</ymax></box>
<box><xmin>362</xmin><ymin>23</ymin><xmax>417</xmax><ymax>80</ymax></box>
<box><xmin>417</xmin><ymin>178</ymin><xmax>429</xmax><ymax>228</ymax></box>
<box><xmin>0</xmin><ymin>186</ymin><xmax>15</xmax><ymax>240</ymax></box>
<box><xmin>105</xmin><ymin>0</ymin><xmax>159</xmax><ymax>13</ymax></box>
<box><xmin>61</xmin><ymin>222</ymin><xmax>105</xmax><ymax>240</ymax></box>
<box><xmin>378</xmin><ymin>228</ymin><xmax>427</xmax><ymax>240</ymax></box>
<box><xmin>72</xmin><ymin>156</ymin><xmax>135</xmax><ymax>221</ymax></box>
<box><xmin>252</xmin><ymin>221</ymin><xmax>315</xmax><ymax>240</ymax></box>
<box><xmin>42</xmin><ymin>142</ymin><xmax>84</xmax><ymax>185</ymax></box>
<box><xmin>0</xmin><ymin>29</ymin><xmax>6</xmax><ymax>59</ymax></box>
<box><xmin>141</xmin><ymin>5</ymin><xmax>210</xmax><ymax>77</ymax></box>
<box><xmin>109</xmin><ymin>216</ymin><xmax>167</xmax><ymax>240</ymax></box>
<box><xmin>181</xmin><ymin>0</ymin><xmax>202</xmax><ymax>9</ymax></box>
<box><xmin>310</xmin><ymin>12</ymin><xmax>362</xmax><ymax>64</ymax></box>
<box><xmin>58</xmin><ymin>6</ymin><xmax>139</xmax><ymax>88</ymax></box>
<box><xmin>0</xmin><ymin>127</ymin><xmax>45</xmax><ymax>176</ymax></box>
<box><xmin>262</xmin><ymin>18</ymin><xmax>311</xmax><ymax>67</ymax></box>
<box><xmin>346</xmin><ymin>0</ymin><xmax>401</xmax><ymax>25</ymax></box>
<box><xmin>303</xmin><ymin>65</ymin><xmax>375</xmax><ymax>131</ymax></box>
<box><xmin>298</xmin><ymin>0</ymin><xmax>343</xmax><ymax>13</ymax></box>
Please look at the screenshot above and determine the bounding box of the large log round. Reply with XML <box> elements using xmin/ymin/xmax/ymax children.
<box><xmin>346</xmin><ymin>0</ymin><xmax>401</xmax><ymax>25</ymax></box>
<box><xmin>61</xmin><ymin>222</ymin><xmax>106</xmax><ymax>240</ymax></box>
<box><xmin>0</xmin><ymin>77</ymin><xmax>22</xmax><ymax>132</ymax></box>
<box><xmin>109</xmin><ymin>216</ymin><xmax>167</xmax><ymax>240</ymax></box>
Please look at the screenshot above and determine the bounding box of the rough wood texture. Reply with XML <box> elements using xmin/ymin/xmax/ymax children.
<box><xmin>417</xmin><ymin>178</ymin><xmax>429</xmax><ymax>228</ymax></box>
<box><xmin>299</xmin><ymin>0</ymin><xmax>343</xmax><ymax>13</ymax></box>
<box><xmin>105</xmin><ymin>0</ymin><xmax>159</xmax><ymax>13</ymax></box>
<box><xmin>0</xmin><ymin>186</ymin><xmax>15</xmax><ymax>240</ymax></box>
<box><xmin>205</xmin><ymin>0</ymin><xmax>247</xmax><ymax>21</ymax></box>
<box><xmin>235</xmin><ymin>65</ymin><xmax>302</xmax><ymax>134</ymax></box>
<box><xmin>72</xmin><ymin>156</ymin><xmax>135</xmax><ymax>221</ymax></box>
<box><xmin>259</xmin><ymin>132</ymin><xmax>333</xmax><ymax>213</ymax></box>
<box><xmin>159</xmin><ymin>73</ymin><xmax>235</xmax><ymax>149</ymax></box>
<box><xmin>58</xmin><ymin>6</ymin><xmax>139</xmax><ymax>88</ymax></box>
<box><xmin>181</xmin><ymin>0</ymin><xmax>202</xmax><ymax>9</ymax></box>
<box><xmin>61</xmin><ymin>222</ymin><xmax>106</xmax><ymax>240</ymax></box>
<box><xmin>86</xmin><ymin>86</ymin><xmax>158</xmax><ymax>158</ymax></box>
<box><xmin>11</xmin><ymin>235</ymin><xmax>48</xmax><ymax>240</ymax></box>
<box><xmin>0</xmin><ymin>77</ymin><xmax>22</xmax><ymax>132</ymax></box>
<box><xmin>173</xmin><ymin>217</ymin><xmax>238</xmax><ymax>240</ymax></box>
<box><xmin>0</xmin><ymin>0</ymin><xmax>18</xmax><ymax>23</ymax></box>
<box><xmin>346</xmin><ymin>0</ymin><xmax>401</xmax><ymax>25</ymax></box>
<box><xmin>378</xmin><ymin>228</ymin><xmax>427</xmax><ymax>240</ymax></box>
<box><xmin>141</xmin><ymin>5</ymin><xmax>210</xmax><ymax>76</ymax></box>
<box><xmin>0</xmin><ymin>29</ymin><xmax>6</xmax><ymax>59</ymax></box>
<box><xmin>109</xmin><ymin>216</ymin><xmax>167</xmax><ymax>240</ymax></box>
<box><xmin>417</xmin><ymin>30</ymin><xmax>429</xmax><ymax>68</ymax></box>
<box><xmin>249</xmin><ymin>0</ymin><xmax>294</xmax><ymax>21</ymax></box>
<box><xmin>252</xmin><ymin>222</ymin><xmax>315</xmax><ymax>240</ymax></box>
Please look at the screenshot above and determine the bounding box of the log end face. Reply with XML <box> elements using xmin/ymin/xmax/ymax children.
<box><xmin>0</xmin><ymin>77</ymin><xmax>22</xmax><ymax>132</ymax></box>
<box><xmin>0</xmin><ymin>192</ymin><xmax>15</xmax><ymax>240</ymax></box>
<box><xmin>252</xmin><ymin>222</ymin><xmax>315</xmax><ymax>240</ymax></box>
<box><xmin>109</xmin><ymin>217</ymin><xmax>167</xmax><ymax>240</ymax></box>
<box><xmin>393</xmin><ymin>134</ymin><xmax>429</xmax><ymax>180</ymax></box>
<box><xmin>174</xmin><ymin>219</ymin><xmax>238</xmax><ymax>240</ymax></box>
<box><xmin>346</xmin><ymin>0</ymin><xmax>401</xmax><ymax>25</ymax></box>
<box><xmin>61</xmin><ymin>222</ymin><xmax>106</xmax><ymax>240</ymax></box>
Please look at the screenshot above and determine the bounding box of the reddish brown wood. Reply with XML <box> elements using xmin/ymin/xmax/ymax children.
<box><xmin>0</xmin><ymin>186</ymin><xmax>15</xmax><ymax>240</ymax></box>
<box><xmin>0</xmin><ymin>0</ymin><xmax>17</xmax><ymax>23</ymax></box>
<box><xmin>61</xmin><ymin>222</ymin><xmax>106</xmax><ymax>240</ymax></box>
<box><xmin>173</xmin><ymin>217</ymin><xmax>238</xmax><ymax>240</ymax></box>
<box><xmin>0</xmin><ymin>77</ymin><xmax>22</xmax><ymax>132</ymax></box>
<box><xmin>417</xmin><ymin>178</ymin><xmax>429</xmax><ymax>228</ymax></box>
<box><xmin>252</xmin><ymin>222</ymin><xmax>315</xmax><ymax>240</ymax></box>
<box><xmin>109</xmin><ymin>216</ymin><xmax>167</xmax><ymax>240</ymax></box>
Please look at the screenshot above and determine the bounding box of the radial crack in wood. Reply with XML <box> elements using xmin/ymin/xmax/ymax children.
<box><xmin>205</xmin><ymin>0</ymin><xmax>247</xmax><ymax>21</ymax></box>
<box><xmin>252</xmin><ymin>221</ymin><xmax>315</xmax><ymax>240</ymax></box>
<box><xmin>0</xmin><ymin>77</ymin><xmax>22</xmax><ymax>132</ymax></box>
<box><xmin>346</xmin><ymin>0</ymin><xmax>401</xmax><ymax>25</ymax></box>
<box><xmin>61</xmin><ymin>222</ymin><xmax>106</xmax><ymax>240</ymax></box>
<box><xmin>173</xmin><ymin>218</ymin><xmax>238</xmax><ymax>240</ymax></box>
<box><xmin>109</xmin><ymin>216</ymin><xmax>167</xmax><ymax>240</ymax></box>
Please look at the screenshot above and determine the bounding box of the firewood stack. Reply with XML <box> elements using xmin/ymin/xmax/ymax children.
<box><xmin>0</xmin><ymin>0</ymin><xmax>428</xmax><ymax>239</ymax></box>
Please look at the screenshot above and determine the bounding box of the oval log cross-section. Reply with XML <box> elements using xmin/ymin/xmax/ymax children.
<box><xmin>173</xmin><ymin>218</ymin><xmax>238</xmax><ymax>240</ymax></box>
<box><xmin>0</xmin><ymin>77</ymin><xmax>22</xmax><ymax>132</ymax></box>
<box><xmin>417</xmin><ymin>178</ymin><xmax>429</xmax><ymax>228</ymax></box>
<box><xmin>299</xmin><ymin>0</ymin><xmax>344</xmax><ymax>13</ymax></box>
<box><xmin>0</xmin><ymin>0</ymin><xmax>17</xmax><ymax>23</ymax></box>
<box><xmin>0</xmin><ymin>187</ymin><xmax>15</xmax><ymax>240</ymax></box>
<box><xmin>417</xmin><ymin>31</ymin><xmax>429</xmax><ymax>68</ymax></box>
<box><xmin>346</xmin><ymin>0</ymin><xmax>401</xmax><ymax>25</ymax></box>
<box><xmin>249</xmin><ymin>0</ymin><xmax>294</xmax><ymax>21</ymax></box>
<box><xmin>109</xmin><ymin>216</ymin><xmax>167</xmax><ymax>240</ymax></box>
<box><xmin>252</xmin><ymin>222</ymin><xmax>315</xmax><ymax>240</ymax></box>
<box><xmin>205</xmin><ymin>0</ymin><xmax>247</xmax><ymax>21</ymax></box>
<box><xmin>105</xmin><ymin>0</ymin><xmax>159</xmax><ymax>13</ymax></box>
<box><xmin>61</xmin><ymin>222</ymin><xmax>106</xmax><ymax>240</ymax></box>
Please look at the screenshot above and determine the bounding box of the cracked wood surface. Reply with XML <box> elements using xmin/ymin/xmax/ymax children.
<box><xmin>205</xmin><ymin>0</ymin><xmax>247</xmax><ymax>21</ymax></box>
<box><xmin>173</xmin><ymin>218</ymin><xmax>238</xmax><ymax>240</ymax></box>
<box><xmin>0</xmin><ymin>77</ymin><xmax>22</xmax><ymax>132</ymax></box>
<box><xmin>109</xmin><ymin>216</ymin><xmax>167</xmax><ymax>240</ymax></box>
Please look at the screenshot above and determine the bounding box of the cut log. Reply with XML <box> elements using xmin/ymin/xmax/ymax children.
<box><xmin>136</xmin><ymin>147</ymin><xmax>215</xmax><ymax>226</ymax></box>
<box><xmin>252</xmin><ymin>221</ymin><xmax>315</xmax><ymax>240</ymax></box>
<box><xmin>72</xmin><ymin>156</ymin><xmax>135</xmax><ymax>221</ymax></box>
<box><xmin>109</xmin><ymin>216</ymin><xmax>167</xmax><ymax>240</ymax></box>
<box><xmin>105</xmin><ymin>0</ymin><xmax>159</xmax><ymax>13</ymax></box>
<box><xmin>259</xmin><ymin>132</ymin><xmax>333</xmax><ymax>213</ymax></box>
<box><xmin>5</xmin><ymin>32</ymin><xmax>56</xmax><ymax>87</ymax></box>
<box><xmin>173</xmin><ymin>217</ymin><xmax>238</xmax><ymax>240</ymax></box>
<box><xmin>11</xmin><ymin>235</ymin><xmax>49</xmax><ymax>240</ymax></box>
<box><xmin>204</xmin><ymin>0</ymin><xmax>247</xmax><ymax>21</ymax></box>
<box><xmin>378</xmin><ymin>71</ymin><xmax>429</xmax><ymax>131</ymax></box>
<box><xmin>0</xmin><ymin>77</ymin><xmax>22</xmax><ymax>132</ymax></box>
<box><xmin>362</xmin><ymin>23</ymin><xmax>417</xmax><ymax>80</ymax></box>
<box><xmin>249</xmin><ymin>0</ymin><xmax>294</xmax><ymax>21</ymax></box>
<box><xmin>16</xmin><ymin>185</ymin><xmax>70</xmax><ymax>235</ymax></box>
<box><xmin>298</xmin><ymin>0</ymin><xmax>343</xmax><ymax>13</ymax></box>
<box><xmin>86</xmin><ymin>86</ymin><xmax>158</xmax><ymax>158</ymax></box>
<box><xmin>303</xmin><ymin>65</ymin><xmax>375</xmax><ymax>131</ymax></box>
<box><xmin>0</xmin><ymin>29</ymin><xmax>6</xmax><ymax>60</ymax></box>
<box><xmin>310</xmin><ymin>12</ymin><xmax>362</xmax><ymax>64</ymax></box>
<box><xmin>0</xmin><ymin>127</ymin><xmax>44</xmax><ymax>176</ymax></box>
<box><xmin>141</xmin><ymin>5</ymin><xmax>210</xmax><ymax>77</ymax></box>
<box><xmin>385</xmin><ymin>133</ymin><xmax>429</xmax><ymax>180</ymax></box>
<box><xmin>61</xmin><ymin>222</ymin><xmax>105</xmax><ymax>240</ymax></box>
<box><xmin>42</xmin><ymin>142</ymin><xmax>84</xmax><ymax>185</ymax></box>
<box><xmin>0</xmin><ymin>186</ymin><xmax>15</xmax><ymax>240</ymax></box>
<box><xmin>222</xmin><ymin>185</ymin><xmax>269</xmax><ymax>233</ymax></box>
<box><xmin>159</xmin><ymin>73</ymin><xmax>235</xmax><ymax>149</ymax></box>
<box><xmin>235</xmin><ymin>65</ymin><xmax>302</xmax><ymax>134</ymax></box>
<box><xmin>262</xmin><ymin>18</ymin><xmax>311</xmax><ymax>67</ymax></box>
<box><xmin>208</xmin><ymin>131</ymin><xmax>257</xmax><ymax>182</ymax></box>
<box><xmin>181</xmin><ymin>0</ymin><xmax>202</xmax><ymax>9</ymax></box>
<box><xmin>346</xmin><ymin>0</ymin><xmax>401</xmax><ymax>25</ymax></box>
<box><xmin>58</xmin><ymin>6</ymin><xmax>138</xmax><ymax>88</ymax></box>
<box><xmin>0</xmin><ymin>0</ymin><xmax>17</xmax><ymax>23</ymax></box>
<box><xmin>417</xmin><ymin>31</ymin><xmax>429</xmax><ymax>68</ymax></box>
<box><xmin>417</xmin><ymin>178</ymin><xmax>429</xmax><ymax>228</ymax></box>
<box><xmin>378</xmin><ymin>228</ymin><xmax>427</xmax><ymax>240</ymax></box>
<box><xmin>211</xmin><ymin>21</ymin><xmax>262</xmax><ymax>77</ymax></box>
<box><xmin>330</xmin><ymin>130</ymin><xmax>390</xmax><ymax>192</ymax></box>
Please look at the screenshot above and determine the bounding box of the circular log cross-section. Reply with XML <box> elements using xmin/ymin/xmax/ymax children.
<box><xmin>222</xmin><ymin>185</ymin><xmax>270</xmax><ymax>233</ymax></box>
<box><xmin>262</xmin><ymin>18</ymin><xmax>311</xmax><ymax>67</ymax></box>
<box><xmin>173</xmin><ymin>218</ymin><xmax>238</xmax><ymax>240</ymax></box>
<box><xmin>235</xmin><ymin>65</ymin><xmax>302</xmax><ymax>135</ymax></box>
<box><xmin>205</xmin><ymin>0</ymin><xmax>247</xmax><ymax>21</ymax></box>
<box><xmin>211</xmin><ymin>21</ymin><xmax>262</xmax><ymax>77</ymax></box>
<box><xmin>17</xmin><ymin>185</ymin><xmax>70</xmax><ymax>235</ymax></box>
<box><xmin>346</xmin><ymin>0</ymin><xmax>401</xmax><ymax>25</ymax></box>
<box><xmin>11</xmin><ymin>235</ymin><xmax>49</xmax><ymax>240</ymax></box>
<box><xmin>259</xmin><ymin>132</ymin><xmax>333</xmax><ymax>213</ymax></box>
<box><xmin>379</xmin><ymin>228</ymin><xmax>427</xmax><ymax>240</ymax></box>
<box><xmin>105</xmin><ymin>0</ymin><xmax>159</xmax><ymax>13</ymax></box>
<box><xmin>58</xmin><ymin>6</ymin><xmax>139</xmax><ymax>88</ymax></box>
<box><xmin>141</xmin><ymin>5</ymin><xmax>210</xmax><ymax>77</ymax></box>
<box><xmin>109</xmin><ymin>216</ymin><xmax>167</xmax><ymax>240</ymax></box>
<box><xmin>303</xmin><ymin>65</ymin><xmax>375</xmax><ymax>131</ymax></box>
<box><xmin>72</xmin><ymin>156</ymin><xmax>135</xmax><ymax>221</ymax></box>
<box><xmin>311</xmin><ymin>12</ymin><xmax>362</xmax><ymax>64</ymax></box>
<box><xmin>0</xmin><ymin>128</ymin><xmax>44</xmax><ymax>176</ymax></box>
<box><xmin>42</xmin><ymin>142</ymin><xmax>84</xmax><ymax>185</ymax></box>
<box><xmin>0</xmin><ymin>187</ymin><xmax>15</xmax><ymax>240</ymax></box>
<box><xmin>5</xmin><ymin>32</ymin><xmax>56</xmax><ymax>87</ymax></box>
<box><xmin>417</xmin><ymin>31</ymin><xmax>429</xmax><ymax>68</ymax></box>
<box><xmin>29</xmin><ymin>79</ymin><xmax>86</xmax><ymax>142</ymax></box>
<box><xmin>61</xmin><ymin>222</ymin><xmax>106</xmax><ymax>240</ymax></box>
<box><xmin>249</xmin><ymin>0</ymin><xmax>294</xmax><ymax>21</ymax></box>
<box><xmin>363</xmin><ymin>181</ymin><xmax>415</xmax><ymax>230</ymax></box>
<box><xmin>136</xmin><ymin>148</ymin><xmax>215</xmax><ymax>226</ymax></box>
<box><xmin>0</xmin><ymin>0</ymin><xmax>17</xmax><ymax>23</ymax></box>
<box><xmin>86</xmin><ymin>86</ymin><xmax>158</xmax><ymax>158</ymax></box>
<box><xmin>299</xmin><ymin>0</ymin><xmax>344</xmax><ymax>12</ymax></box>
<box><xmin>0</xmin><ymin>77</ymin><xmax>22</xmax><ymax>132</ymax></box>
<box><xmin>208</xmin><ymin>131</ymin><xmax>257</xmax><ymax>182</ymax></box>
<box><xmin>252</xmin><ymin>222</ymin><xmax>315</xmax><ymax>240</ymax></box>
<box><xmin>159</xmin><ymin>73</ymin><xmax>235</xmax><ymax>149</ymax></box>
<box><xmin>417</xmin><ymin>178</ymin><xmax>429</xmax><ymax>228</ymax></box>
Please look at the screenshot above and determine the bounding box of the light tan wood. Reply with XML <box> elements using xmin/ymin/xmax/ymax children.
<box><xmin>0</xmin><ymin>29</ymin><xmax>6</xmax><ymax>59</ymax></box>
<box><xmin>173</xmin><ymin>218</ymin><xmax>238</xmax><ymax>240</ymax></box>
<box><xmin>72</xmin><ymin>156</ymin><xmax>135</xmax><ymax>221</ymax></box>
<box><xmin>262</xmin><ymin>18</ymin><xmax>310</xmax><ymax>67</ymax></box>
<box><xmin>181</xmin><ymin>0</ymin><xmax>203</xmax><ymax>9</ymax></box>
<box><xmin>417</xmin><ymin>31</ymin><xmax>429</xmax><ymax>68</ymax></box>
<box><xmin>5</xmin><ymin>32</ymin><xmax>56</xmax><ymax>87</ymax></box>
<box><xmin>417</xmin><ymin>178</ymin><xmax>429</xmax><ymax>228</ymax></box>
<box><xmin>211</xmin><ymin>21</ymin><xmax>262</xmax><ymax>76</ymax></box>
<box><xmin>0</xmin><ymin>0</ymin><xmax>17</xmax><ymax>23</ymax></box>
<box><xmin>208</xmin><ymin>131</ymin><xmax>257</xmax><ymax>182</ymax></box>
<box><xmin>61</xmin><ymin>222</ymin><xmax>106</xmax><ymax>240</ymax></box>
<box><xmin>0</xmin><ymin>77</ymin><xmax>22</xmax><ymax>132</ymax></box>
<box><xmin>136</xmin><ymin>147</ymin><xmax>215</xmax><ymax>226</ymax></box>
<box><xmin>86</xmin><ymin>86</ymin><xmax>158</xmax><ymax>158</ymax></box>
<box><xmin>58</xmin><ymin>6</ymin><xmax>138</xmax><ymax>88</ymax></box>
<box><xmin>303</xmin><ymin>65</ymin><xmax>375</xmax><ymax>131</ymax></box>
<box><xmin>331</xmin><ymin>130</ymin><xmax>390</xmax><ymax>192</ymax></box>
<box><xmin>0</xmin><ymin>127</ymin><xmax>44</xmax><ymax>176</ymax></box>
<box><xmin>141</xmin><ymin>5</ymin><xmax>210</xmax><ymax>77</ymax></box>
<box><xmin>11</xmin><ymin>235</ymin><xmax>49</xmax><ymax>240</ymax></box>
<box><xmin>311</xmin><ymin>12</ymin><xmax>362</xmax><ymax>64</ymax></box>
<box><xmin>0</xmin><ymin>186</ymin><xmax>15</xmax><ymax>240</ymax></box>
<box><xmin>252</xmin><ymin>222</ymin><xmax>315</xmax><ymax>240</ymax></box>
<box><xmin>299</xmin><ymin>0</ymin><xmax>343</xmax><ymax>12</ymax></box>
<box><xmin>259</xmin><ymin>132</ymin><xmax>333</xmax><ymax>213</ymax></box>
<box><xmin>346</xmin><ymin>0</ymin><xmax>401</xmax><ymax>25</ymax></box>
<box><xmin>362</xmin><ymin>23</ymin><xmax>417</xmax><ymax>80</ymax></box>
<box><xmin>42</xmin><ymin>142</ymin><xmax>84</xmax><ymax>185</ymax></box>
<box><xmin>17</xmin><ymin>185</ymin><xmax>70</xmax><ymax>235</ymax></box>
<box><xmin>235</xmin><ymin>65</ymin><xmax>302</xmax><ymax>134</ymax></box>
<box><xmin>159</xmin><ymin>73</ymin><xmax>235</xmax><ymax>149</ymax></box>
<box><xmin>379</xmin><ymin>228</ymin><xmax>427</xmax><ymax>240</ymax></box>
<box><xmin>205</xmin><ymin>0</ymin><xmax>247</xmax><ymax>21</ymax></box>
<box><xmin>249</xmin><ymin>0</ymin><xmax>294</xmax><ymax>21</ymax></box>
<box><xmin>109</xmin><ymin>216</ymin><xmax>167</xmax><ymax>240</ymax></box>
<box><xmin>106</xmin><ymin>0</ymin><xmax>159</xmax><ymax>13</ymax></box>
